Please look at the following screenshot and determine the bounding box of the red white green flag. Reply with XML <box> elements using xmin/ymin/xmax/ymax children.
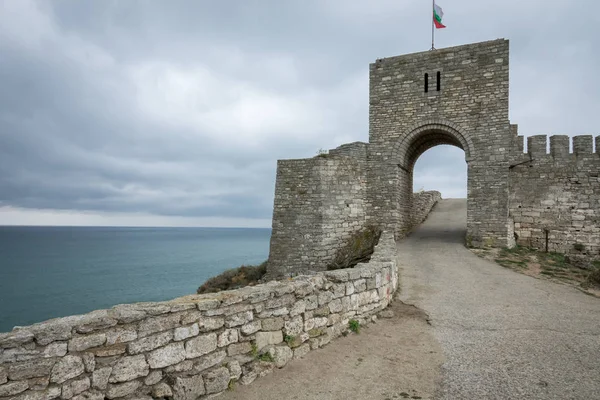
<box><xmin>433</xmin><ymin>2</ymin><xmax>446</xmax><ymax>29</ymax></box>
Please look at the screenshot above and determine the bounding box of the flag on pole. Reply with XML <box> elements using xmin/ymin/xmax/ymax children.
<box><xmin>433</xmin><ymin>2</ymin><xmax>446</xmax><ymax>29</ymax></box>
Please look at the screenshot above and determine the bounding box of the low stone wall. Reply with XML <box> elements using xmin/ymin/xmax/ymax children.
<box><xmin>412</xmin><ymin>191</ymin><xmax>442</xmax><ymax>228</ymax></box>
<box><xmin>0</xmin><ymin>233</ymin><xmax>398</xmax><ymax>400</ymax></box>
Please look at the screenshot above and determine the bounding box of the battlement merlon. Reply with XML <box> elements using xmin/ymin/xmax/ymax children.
<box><xmin>517</xmin><ymin>134</ymin><xmax>598</xmax><ymax>158</ymax></box>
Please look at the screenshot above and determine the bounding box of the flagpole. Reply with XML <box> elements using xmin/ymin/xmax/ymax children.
<box><xmin>431</xmin><ymin>0</ymin><xmax>435</xmax><ymax>50</ymax></box>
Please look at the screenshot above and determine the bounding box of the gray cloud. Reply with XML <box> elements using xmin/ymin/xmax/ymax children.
<box><xmin>0</xmin><ymin>0</ymin><xmax>598</xmax><ymax>226</ymax></box>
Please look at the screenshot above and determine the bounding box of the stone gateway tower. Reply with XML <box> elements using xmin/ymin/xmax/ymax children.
<box><xmin>266</xmin><ymin>39</ymin><xmax>600</xmax><ymax>278</ymax></box>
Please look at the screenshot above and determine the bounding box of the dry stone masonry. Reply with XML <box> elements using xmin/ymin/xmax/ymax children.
<box><xmin>267</xmin><ymin>39</ymin><xmax>599</xmax><ymax>277</ymax></box>
<box><xmin>0</xmin><ymin>234</ymin><xmax>398</xmax><ymax>400</ymax></box>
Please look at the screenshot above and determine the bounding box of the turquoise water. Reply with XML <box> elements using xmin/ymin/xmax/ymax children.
<box><xmin>0</xmin><ymin>227</ymin><xmax>271</xmax><ymax>333</ymax></box>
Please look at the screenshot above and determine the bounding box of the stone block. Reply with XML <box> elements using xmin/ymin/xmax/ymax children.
<box><xmin>0</xmin><ymin>330</ymin><xmax>34</xmax><ymax>348</ymax></box>
<box><xmin>152</xmin><ymin>382</ymin><xmax>172</xmax><ymax>398</ymax></box>
<box><xmin>289</xmin><ymin>300</ymin><xmax>306</xmax><ymax>317</ymax></box>
<box><xmin>106</xmin><ymin>327</ymin><xmax>138</xmax><ymax>345</ymax></box>
<box><xmin>106</xmin><ymin>380</ymin><xmax>141</xmax><ymax>399</ymax></box>
<box><xmin>172</xmin><ymin>374</ymin><xmax>205</xmax><ymax>400</ymax></box>
<box><xmin>71</xmin><ymin>390</ymin><xmax>104</xmax><ymax>400</ymax></box>
<box><xmin>228</xmin><ymin>360</ymin><xmax>242</xmax><ymax>380</ymax></box>
<box><xmin>82</xmin><ymin>353</ymin><xmax>95</xmax><ymax>373</ymax></box>
<box><xmin>185</xmin><ymin>333</ymin><xmax>217</xmax><ymax>359</ymax></box>
<box><xmin>225</xmin><ymin>311</ymin><xmax>253</xmax><ymax>327</ymax></box>
<box><xmin>147</xmin><ymin>343</ymin><xmax>186</xmax><ymax>369</ymax></box>
<box><xmin>143</xmin><ymin>370</ymin><xmax>162</xmax><ymax>386</ymax></box>
<box><xmin>27</xmin><ymin>376</ymin><xmax>49</xmax><ymax>390</ymax></box>
<box><xmin>198</xmin><ymin>317</ymin><xmax>225</xmax><ymax>332</ymax></box>
<box><xmin>217</xmin><ymin>329</ymin><xmax>238</xmax><ymax>347</ymax></box>
<box><xmin>173</xmin><ymin>324</ymin><xmax>199</xmax><ymax>341</ymax></box>
<box><xmin>283</xmin><ymin>316</ymin><xmax>303</xmax><ymax>337</ymax></box>
<box><xmin>0</xmin><ymin>366</ymin><xmax>6</xmax><ymax>384</ymax></box>
<box><xmin>192</xmin><ymin>350</ymin><xmax>226</xmax><ymax>373</ymax></box>
<box><xmin>255</xmin><ymin>331</ymin><xmax>283</xmax><ymax>351</ymax></box>
<box><xmin>61</xmin><ymin>376</ymin><xmax>90</xmax><ymax>399</ymax></box>
<box><xmin>293</xmin><ymin>344</ymin><xmax>311</xmax><ymax>359</ymax></box>
<box><xmin>204</xmin><ymin>367</ymin><xmax>230</xmax><ymax>394</ymax></box>
<box><xmin>227</xmin><ymin>342</ymin><xmax>253</xmax><ymax>357</ymax></box>
<box><xmin>0</xmin><ymin>380</ymin><xmax>29</xmax><ymax>397</ymax></box>
<box><xmin>91</xmin><ymin>367</ymin><xmax>111</xmax><ymax>390</ymax></box>
<box><xmin>240</xmin><ymin>320</ymin><xmax>261</xmax><ymax>335</ymax></box>
<box><xmin>138</xmin><ymin>314</ymin><xmax>181</xmax><ymax>338</ymax></box>
<box><xmin>128</xmin><ymin>331</ymin><xmax>173</xmax><ymax>355</ymax></box>
<box><xmin>92</xmin><ymin>344</ymin><xmax>126</xmax><ymax>357</ymax></box>
<box><xmin>268</xmin><ymin>346</ymin><xmax>293</xmax><ymax>368</ymax></box>
<box><xmin>50</xmin><ymin>355</ymin><xmax>84</xmax><ymax>384</ymax></box>
<box><xmin>68</xmin><ymin>333</ymin><xmax>106</xmax><ymax>352</ymax></box>
<box><xmin>8</xmin><ymin>359</ymin><xmax>56</xmax><ymax>380</ymax></box>
<box><xmin>109</xmin><ymin>355</ymin><xmax>149</xmax><ymax>383</ymax></box>
<box><xmin>261</xmin><ymin>317</ymin><xmax>284</xmax><ymax>331</ymax></box>
<box><xmin>43</xmin><ymin>342</ymin><xmax>68</xmax><ymax>358</ymax></box>
<box><xmin>164</xmin><ymin>360</ymin><xmax>193</xmax><ymax>373</ymax></box>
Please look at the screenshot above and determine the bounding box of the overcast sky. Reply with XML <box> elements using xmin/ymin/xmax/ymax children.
<box><xmin>0</xmin><ymin>0</ymin><xmax>598</xmax><ymax>227</ymax></box>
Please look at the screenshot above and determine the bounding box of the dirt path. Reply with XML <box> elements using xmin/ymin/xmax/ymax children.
<box><xmin>220</xmin><ymin>300</ymin><xmax>444</xmax><ymax>400</ymax></box>
<box><xmin>398</xmin><ymin>199</ymin><xmax>600</xmax><ymax>399</ymax></box>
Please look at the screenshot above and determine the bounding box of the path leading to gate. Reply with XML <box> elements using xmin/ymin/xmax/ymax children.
<box><xmin>398</xmin><ymin>199</ymin><xmax>600</xmax><ymax>399</ymax></box>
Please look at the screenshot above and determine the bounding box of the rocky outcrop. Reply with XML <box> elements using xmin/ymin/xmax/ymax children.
<box><xmin>0</xmin><ymin>233</ymin><xmax>398</xmax><ymax>400</ymax></box>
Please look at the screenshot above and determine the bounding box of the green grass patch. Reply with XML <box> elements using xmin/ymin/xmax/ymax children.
<box><xmin>348</xmin><ymin>319</ymin><xmax>360</xmax><ymax>334</ymax></box>
<box><xmin>197</xmin><ymin>261</ymin><xmax>267</xmax><ymax>294</ymax></box>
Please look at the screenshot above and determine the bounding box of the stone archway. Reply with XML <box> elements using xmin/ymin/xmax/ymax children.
<box><xmin>389</xmin><ymin>121</ymin><xmax>473</xmax><ymax>238</ymax></box>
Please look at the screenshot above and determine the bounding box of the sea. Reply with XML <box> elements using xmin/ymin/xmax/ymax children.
<box><xmin>0</xmin><ymin>226</ymin><xmax>271</xmax><ymax>333</ymax></box>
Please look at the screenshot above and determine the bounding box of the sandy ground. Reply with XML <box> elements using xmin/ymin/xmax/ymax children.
<box><xmin>219</xmin><ymin>300</ymin><xmax>444</xmax><ymax>400</ymax></box>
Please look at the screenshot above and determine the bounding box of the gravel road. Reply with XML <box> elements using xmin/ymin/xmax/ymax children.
<box><xmin>398</xmin><ymin>199</ymin><xmax>600</xmax><ymax>399</ymax></box>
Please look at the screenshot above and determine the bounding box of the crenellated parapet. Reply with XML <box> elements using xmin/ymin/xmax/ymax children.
<box><xmin>509</xmin><ymin>134</ymin><xmax>600</xmax><ymax>256</ymax></box>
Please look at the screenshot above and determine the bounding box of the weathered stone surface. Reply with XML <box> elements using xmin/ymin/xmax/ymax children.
<box><xmin>138</xmin><ymin>314</ymin><xmax>181</xmax><ymax>338</ymax></box>
<box><xmin>82</xmin><ymin>353</ymin><xmax>95</xmax><ymax>373</ymax></box>
<box><xmin>164</xmin><ymin>360</ymin><xmax>193</xmax><ymax>373</ymax></box>
<box><xmin>265</xmin><ymin>294</ymin><xmax>295</xmax><ymax>310</ymax></box>
<box><xmin>192</xmin><ymin>350</ymin><xmax>226</xmax><ymax>373</ymax></box>
<box><xmin>293</xmin><ymin>344</ymin><xmax>311</xmax><ymax>359</ymax></box>
<box><xmin>91</xmin><ymin>367</ymin><xmax>111</xmax><ymax>390</ymax></box>
<box><xmin>198</xmin><ymin>317</ymin><xmax>225</xmax><ymax>332</ymax></box>
<box><xmin>147</xmin><ymin>343</ymin><xmax>186</xmax><ymax>369</ymax></box>
<box><xmin>108</xmin><ymin>305</ymin><xmax>147</xmax><ymax>324</ymax></box>
<box><xmin>30</xmin><ymin>318</ymin><xmax>77</xmax><ymax>346</ymax></box>
<box><xmin>75</xmin><ymin>311</ymin><xmax>117</xmax><ymax>334</ymax></box>
<box><xmin>92</xmin><ymin>344</ymin><xmax>126</xmax><ymax>357</ymax></box>
<box><xmin>203</xmin><ymin>367</ymin><xmax>230</xmax><ymax>394</ymax></box>
<box><xmin>0</xmin><ymin>380</ymin><xmax>29</xmax><ymax>396</ymax></box>
<box><xmin>261</xmin><ymin>317</ymin><xmax>283</xmax><ymax>331</ymax></box>
<box><xmin>62</xmin><ymin>376</ymin><xmax>90</xmax><ymax>399</ymax></box>
<box><xmin>50</xmin><ymin>355</ymin><xmax>84</xmax><ymax>384</ymax></box>
<box><xmin>185</xmin><ymin>333</ymin><xmax>217</xmax><ymax>359</ymax></box>
<box><xmin>240</xmin><ymin>320</ymin><xmax>261</xmax><ymax>335</ymax></box>
<box><xmin>304</xmin><ymin>295</ymin><xmax>318</xmax><ymax>310</ymax></box>
<box><xmin>217</xmin><ymin>329</ymin><xmax>238</xmax><ymax>347</ymax></box>
<box><xmin>143</xmin><ymin>370</ymin><xmax>162</xmax><ymax>386</ymax></box>
<box><xmin>43</xmin><ymin>342</ymin><xmax>68</xmax><ymax>358</ymax></box>
<box><xmin>68</xmin><ymin>333</ymin><xmax>106</xmax><ymax>352</ymax></box>
<box><xmin>8</xmin><ymin>359</ymin><xmax>55</xmax><ymax>380</ymax></box>
<box><xmin>290</xmin><ymin>300</ymin><xmax>306</xmax><ymax>317</ymax></box>
<box><xmin>46</xmin><ymin>386</ymin><xmax>62</xmax><ymax>399</ymax></box>
<box><xmin>152</xmin><ymin>382</ymin><xmax>172</xmax><ymax>398</ymax></box>
<box><xmin>173</xmin><ymin>324</ymin><xmax>199</xmax><ymax>341</ymax></box>
<box><xmin>228</xmin><ymin>360</ymin><xmax>242</xmax><ymax>380</ymax></box>
<box><xmin>27</xmin><ymin>376</ymin><xmax>47</xmax><ymax>391</ymax></box>
<box><xmin>109</xmin><ymin>355</ymin><xmax>149</xmax><ymax>383</ymax></box>
<box><xmin>240</xmin><ymin>361</ymin><xmax>274</xmax><ymax>385</ymax></box>
<box><xmin>255</xmin><ymin>331</ymin><xmax>283</xmax><ymax>350</ymax></box>
<box><xmin>172</xmin><ymin>374</ymin><xmax>205</xmax><ymax>400</ymax></box>
<box><xmin>225</xmin><ymin>311</ymin><xmax>253</xmax><ymax>328</ymax></box>
<box><xmin>283</xmin><ymin>316</ymin><xmax>303</xmax><ymax>337</ymax></box>
<box><xmin>128</xmin><ymin>331</ymin><xmax>173</xmax><ymax>355</ymax></box>
<box><xmin>106</xmin><ymin>380</ymin><xmax>141</xmax><ymax>399</ymax></box>
<box><xmin>72</xmin><ymin>390</ymin><xmax>104</xmax><ymax>400</ymax></box>
<box><xmin>0</xmin><ymin>366</ymin><xmax>7</xmax><ymax>384</ymax></box>
<box><xmin>0</xmin><ymin>330</ymin><xmax>34</xmax><ymax>348</ymax></box>
<box><xmin>105</xmin><ymin>327</ymin><xmax>137</xmax><ymax>345</ymax></box>
<box><xmin>268</xmin><ymin>346</ymin><xmax>293</xmax><ymax>368</ymax></box>
<box><xmin>0</xmin><ymin>347</ymin><xmax>40</xmax><ymax>363</ymax></box>
<box><xmin>196</xmin><ymin>299</ymin><xmax>220</xmax><ymax>311</ymax></box>
<box><xmin>227</xmin><ymin>342</ymin><xmax>253</xmax><ymax>357</ymax></box>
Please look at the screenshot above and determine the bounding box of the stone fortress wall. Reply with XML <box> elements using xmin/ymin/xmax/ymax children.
<box><xmin>0</xmin><ymin>234</ymin><xmax>398</xmax><ymax>400</ymax></box>
<box><xmin>509</xmin><ymin>132</ymin><xmax>600</xmax><ymax>256</ymax></box>
<box><xmin>266</xmin><ymin>39</ymin><xmax>599</xmax><ymax>278</ymax></box>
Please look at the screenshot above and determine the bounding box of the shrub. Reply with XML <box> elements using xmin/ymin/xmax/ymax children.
<box><xmin>348</xmin><ymin>319</ymin><xmax>360</xmax><ymax>334</ymax></box>
<box><xmin>197</xmin><ymin>261</ymin><xmax>267</xmax><ymax>294</ymax></box>
<box><xmin>327</xmin><ymin>225</ymin><xmax>382</xmax><ymax>270</ymax></box>
<box><xmin>586</xmin><ymin>266</ymin><xmax>600</xmax><ymax>287</ymax></box>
